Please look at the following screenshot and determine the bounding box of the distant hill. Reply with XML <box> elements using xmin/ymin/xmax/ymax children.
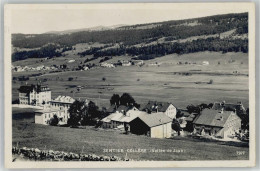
<box><xmin>45</xmin><ymin>24</ymin><xmax>127</xmax><ymax>35</ymax></box>
<box><xmin>11</xmin><ymin>12</ymin><xmax>248</xmax><ymax>62</ymax></box>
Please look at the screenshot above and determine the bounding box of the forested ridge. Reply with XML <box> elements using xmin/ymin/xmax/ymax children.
<box><xmin>12</xmin><ymin>12</ymin><xmax>248</xmax><ymax>62</ymax></box>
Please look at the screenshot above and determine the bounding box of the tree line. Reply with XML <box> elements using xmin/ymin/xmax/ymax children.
<box><xmin>12</xmin><ymin>44</ymin><xmax>65</xmax><ymax>62</ymax></box>
<box><xmin>93</xmin><ymin>37</ymin><xmax>248</xmax><ymax>60</ymax></box>
<box><xmin>12</xmin><ymin>13</ymin><xmax>248</xmax><ymax>49</ymax></box>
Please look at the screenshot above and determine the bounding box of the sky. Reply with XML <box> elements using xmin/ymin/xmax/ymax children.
<box><xmin>9</xmin><ymin>3</ymin><xmax>250</xmax><ymax>34</ymax></box>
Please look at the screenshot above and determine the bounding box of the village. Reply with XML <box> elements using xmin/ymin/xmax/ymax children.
<box><xmin>15</xmin><ymin>83</ymin><xmax>249</xmax><ymax>141</ymax></box>
<box><xmin>11</xmin><ymin>59</ymin><xmax>144</xmax><ymax>73</ymax></box>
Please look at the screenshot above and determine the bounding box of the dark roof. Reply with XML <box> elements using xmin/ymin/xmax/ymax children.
<box><xmin>136</xmin><ymin>112</ymin><xmax>172</xmax><ymax>128</ymax></box>
<box><xmin>116</xmin><ymin>105</ymin><xmax>130</xmax><ymax>113</ymax></box>
<box><xmin>18</xmin><ymin>84</ymin><xmax>50</xmax><ymax>93</ymax></box>
<box><xmin>106</xmin><ymin>104</ymin><xmax>116</xmax><ymax>113</ymax></box>
<box><xmin>193</xmin><ymin>109</ymin><xmax>235</xmax><ymax>127</ymax></box>
<box><xmin>212</xmin><ymin>102</ymin><xmax>246</xmax><ymax>114</ymax></box>
<box><xmin>141</xmin><ymin>101</ymin><xmax>173</xmax><ymax>113</ymax></box>
<box><xmin>106</xmin><ymin>105</ymin><xmax>134</xmax><ymax>113</ymax></box>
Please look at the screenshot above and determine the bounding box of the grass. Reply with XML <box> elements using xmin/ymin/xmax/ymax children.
<box><xmin>12</xmin><ymin>110</ymin><xmax>249</xmax><ymax>161</ymax></box>
<box><xmin>12</xmin><ymin>52</ymin><xmax>249</xmax><ymax>109</ymax></box>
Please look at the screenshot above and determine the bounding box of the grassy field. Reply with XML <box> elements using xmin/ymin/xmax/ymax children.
<box><xmin>12</xmin><ymin>52</ymin><xmax>249</xmax><ymax>109</ymax></box>
<box><xmin>12</xmin><ymin>110</ymin><xmax>249</xmax><ymax>161</ymax></box>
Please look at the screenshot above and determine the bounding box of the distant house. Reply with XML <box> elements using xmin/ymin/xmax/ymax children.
<box><xmin>122</xmin><ymin>61</ymin><xmax>132</xmax><ymax>66</ymax></box>
<box><xmin>141</xmin><ymin>101</ymin><xmax>177</xmax><ymax>119</ymax></box>
<box><xmin>131</xmin><ymin>60</ymin><xmax>144</xmax><ymax>66</ymax></box>
<box><xmin>202</xmin><ymin>61</ymin><xmax>209</xmax><ymax>65</ymax></box>
<box><xmin>193</xmin><ymin>108</ymin><xmax>241</xmax><ymax>139</ymax></box>
<box><xmin>212</xmin><ymin>101</ymin><xmax>246</xmax><ymax>115</ymax></box>
<box><xmin>129</xmin><ymin>113</ymin><xmax>172</xmax><ymax>138</ymax></box>
<box><xmin>49</xmin><ymin>95</ymin><xmax>75</xmax><ymax>112</ymax></box>
<box><xmin>18</xmin><ymin>84</ymin><xmax>51</xmax><ymax>106</ymax></box>
<box><xmin>106</xmin><ymin>105</ymin><xmax>138</xmax><ymax>115</ymax></box>
<box><xmin>100</xmin><ymin>62</ymin><xmax>115</xmax><ymax>68</ymax></box>
<box><xmin>83</xmin><ymin>66</ymin><xmax>89</xmax><ymax>70</ymax></box>
<box><xmin>35</xmin><ymin>108</ymin><xmax>67</xmax><ymax>125</ymax></box>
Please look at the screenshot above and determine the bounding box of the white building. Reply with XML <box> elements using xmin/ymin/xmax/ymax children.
<box><xmin>141</xmin><ymin>101</ymin><xmax>177</xmax><ymax>119</ymax></box>
<box><xmin>100</xmin><ymin>62</ymin><xmax>115</xmax><ymax>68</ymax></box>
<box><xmin>49</xmin><ymin>95</ymin><xmax>75</xmax><ymax>111</ymax></box>
<box><xmin>122</xmin><ymin>61</ymin><xmax>132</xmax><ymax>66</ymax></box>
<box><xmin>18</xmin><ymin>84</ymin><xmax>51</xmax><ymax>106</ymax></box>
<box><xmin>35</xmin><ymin>108</ymin><xmax>68</xmax><ymax>125</ymax></box>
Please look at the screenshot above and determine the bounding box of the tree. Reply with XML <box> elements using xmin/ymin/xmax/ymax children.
<box><xmin>120</xmin><ymin>93</ymin><xmax>136</xmax><ymax>107</ymax></box>
<box><xmin>186</xmin><ymin>104</ymin><xmax>201</xmax><ymax>114</ymax></box>
<box><xmin>208</xmin><ymin>103</ymin><xmax>214</xmax><ymax>108</ymax></box>
<box><xmin>68</xmin><ymin>100</ymin><xmax>85</xmax><ymax>126</ymax></box>
<box><xmin>172</xmin><ymin>119</ymin><xmax>181</xmax><ymax>136</ymax></box>
<box><xmin>199</xmin><ymin>103</ymin><xmax>208</xmax><ymax>110</ymax></box>
<box><xmin>49</xmin><ymin>115</ymin><xmax>59</xmax><ymax>126</ymax></box>
<box><xmin>110</xmin><ymin>94</ymin><xmax>120</xmax><ymax>106</ymax></box>
<box><xmin>88</xmin><ymin>101</ymin><xmax>100</xmax><ymax>119</ymax></box>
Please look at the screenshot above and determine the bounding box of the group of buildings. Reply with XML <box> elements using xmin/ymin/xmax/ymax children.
<box><xmin>12</xmin><ymin>65</ymin><xmax>58</xmax><ymax>72</ymax></box>
<box><xmin>18</xmin><ymin>84</ymin><xmax>75</xmax><ymax>125</ymax></box>
<box><xmin>100</xmin><ymin>60</ymin><xmax>144</xmax><ymax>69</ymax></box>
<box><xmin>17</xmin><ymin>84</ymin><xmax>246</xmax><ymax>140</ymax></box>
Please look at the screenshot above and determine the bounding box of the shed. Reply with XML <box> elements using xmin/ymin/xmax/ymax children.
<box><xmin>129</xmin><ymin>113</ymin><xmax>172</xmax><ymax>138</ymax></box>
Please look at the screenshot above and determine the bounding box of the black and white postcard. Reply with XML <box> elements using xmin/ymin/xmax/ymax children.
<box><xmin>4</xmin><ymin>3</ymin><xmax>256</xmax><ymax>168</ymax></box>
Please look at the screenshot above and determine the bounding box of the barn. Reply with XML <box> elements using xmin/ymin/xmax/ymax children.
<box><xmin>193</xmin><ymin>108</ymin><xmax>241</xmax><ymax>139</ymax></box>
<box><xmin>129</xmin><ymin>113</ymin><xmax>172</xmax><ymax>138</ymax></box>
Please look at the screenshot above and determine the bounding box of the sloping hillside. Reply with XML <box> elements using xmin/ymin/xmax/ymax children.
<box><xmin>11</xmin><ymin>12</ymin><xmax>248</xmax><ymax>62</ymax></box>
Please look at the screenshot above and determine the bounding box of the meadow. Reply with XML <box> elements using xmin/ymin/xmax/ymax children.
<box><xmin>12</xmin><ymin>51</ymin><xmax>249</xmax><ymax>109</ymax></box>
<box><xmin>12</xmin><ymin>110</ymin><xmax>249</xmax><ymax>161</ymax></box>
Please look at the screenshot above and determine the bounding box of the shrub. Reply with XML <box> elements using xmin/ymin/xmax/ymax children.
<box><xmin>49</xmin><ymin>115</ymin><xmax>59</xmax><ymax>126</ymax></box>
<box><xmin>208</xmin><ymin>79</ymin><xmax>213</xmax><ymax>84</ymax></box>
<box><xmin>68</xmin><ymin>77</ymin><xmax>74</xmax><ymax>81</ymax></box>
<box><xmin>102</xmin><ymin>77</ymin><xmax>106</xmax><ymax>81</ymax></box>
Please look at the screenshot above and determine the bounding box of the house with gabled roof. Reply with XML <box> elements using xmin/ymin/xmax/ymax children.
<box><xmin>101</xmin><ymin>109</ymin><xmax>146</xmax><ymax>129</ymax></box>
<box><xmin>129</xmin><ymin>112</ymin><xmax>172</xmax><ymax>138</ymax></box>
<box><xmin>193</xmin><ymin>108</ymin><xmax>241</xmax><ymax>139</ymax></box>
<box><xmin>141</xmin><ymin>101</ymin><xmax>177</xmax><ymax>119</ymax></box>
<box><xmin>212</xmin><ymin>101</ymin><xmax>246</xmax><ymax>115</ymax></box>
<box><xmin>106</xmin><ymin>105</ymin><xmax>138</xmax><ymax>115</ymax></box>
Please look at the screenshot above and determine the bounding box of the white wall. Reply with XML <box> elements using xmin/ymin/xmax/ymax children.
<box><xmin>150</xmin><ymin>122</ymin><xmax>172</xmax><ymax>138</ymax></box>
<box><xmin>35</xmin><ymin>114</ymin><xmax>45</xmax><ymax>125</ymax></box>
<box><xmin>165</xmin><ymin>104</ymin><xmax>177</xmax><ymax>119</ymax></box>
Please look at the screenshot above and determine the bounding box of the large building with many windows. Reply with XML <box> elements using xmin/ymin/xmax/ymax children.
<box><xmin>35</xmin><ymin>108</ymin><xmax>68</xmax><ymax>125</ymax></box>
<box><xmin>49</xmin><ymin>95</ymin><xmax>75</xmax><ymax>111</ymax></box>
<box><xmin>18</xmin><ymin>84</ymin><xmax>51</xmax><ymax>106</ymax></box>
